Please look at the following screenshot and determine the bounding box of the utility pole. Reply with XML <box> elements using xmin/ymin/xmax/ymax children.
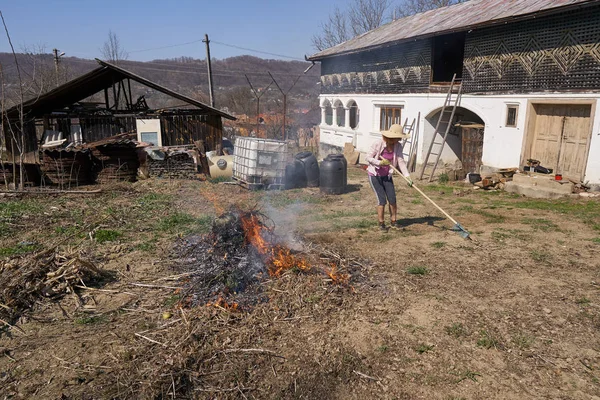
<box><xmin>53</xmin><ymin>48</ymin><xmax>64</xmax><ymax>88</ymax></box>
<box><xmin>268</xmin><ymin>71</ymin><xmax>303</xmax><ymax>141</ymax></box>
<box><xmin>202</xmin><ymin>34</ymin><xmax>215</xmax><ymax>107</ymax></box>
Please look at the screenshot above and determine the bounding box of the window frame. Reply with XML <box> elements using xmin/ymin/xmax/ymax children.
<box><xmin>348</xmin><ymin>101</ymin><xmax>359</xmax><ymax>130</ymax></box>
<box><xmin>379</xmin><ymin>106</ymin><xmax>403</xmax><ymax>131</ymax></box>
<box><xmin>505</xmin><ymin>105</ymin><xmax>519</xmax><ymax>128</ymax></box>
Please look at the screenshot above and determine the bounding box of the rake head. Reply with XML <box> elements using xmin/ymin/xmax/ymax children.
<box><xmin>451</xmin><ymin>223</ymin><xmax>471</xmax><ymax>240</ymax></box>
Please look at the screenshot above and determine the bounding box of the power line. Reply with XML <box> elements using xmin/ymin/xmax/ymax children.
<box><xmin>210</xmin><ymin>40</ymin><xmax>306</xmax><ymax>61</ymax></box>
<box><xmin>129</xmin><ymin>39</ymin><xmax>204</xmax><ymax>54</ymax></box>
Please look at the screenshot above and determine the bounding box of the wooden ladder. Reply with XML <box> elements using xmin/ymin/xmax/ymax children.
<box><xmin>400</xmin><ymin>116</ymin><xmax>419</xmax><ymax>172</ymax></box>
<box><xmin>418</xmin><ymin>75</ymin><xmax>463</xmax><ymax>181</ymax></box>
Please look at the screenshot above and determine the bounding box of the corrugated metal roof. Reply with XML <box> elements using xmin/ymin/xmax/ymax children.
<box><xmin>308</xmin><ymin>0</ymin><xmax>598</xmax><ymax>60</ymax></box>
<box><xmin>7</xmin><ymin>59</ymin><xmax>236</xmax><ymax>120</ymax></box>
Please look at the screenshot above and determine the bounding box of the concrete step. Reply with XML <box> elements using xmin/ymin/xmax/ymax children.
<box><xmin>505</xmin><ymin>173</ymin><xmax>573</xmax><ymax>199</ymax></box>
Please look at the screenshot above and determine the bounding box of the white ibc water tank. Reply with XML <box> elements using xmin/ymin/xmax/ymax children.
<box><xmin>232</xmin><ymin>136</ymin><xmax>291</xmax><ymax>187</ymax></box>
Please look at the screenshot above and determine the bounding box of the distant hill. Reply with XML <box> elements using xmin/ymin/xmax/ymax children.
<box><xmin>0</xmin><ymin>53</ymin><xmax>321</xmax><ymax>120</ymax></box>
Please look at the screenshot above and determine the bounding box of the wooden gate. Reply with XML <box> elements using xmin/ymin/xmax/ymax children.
<box><xmin>526</xmin><ymin>103</ymin><xmax>593</xmax><ymax>180</ymax></box>
<box><xmin>461</xmin><ymin>124</ymin><xmax>484</xmax><ymax>174</ymax></box>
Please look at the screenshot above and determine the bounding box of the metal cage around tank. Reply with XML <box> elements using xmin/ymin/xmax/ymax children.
<box><xmin>232</xmin><ymin>136</ymin><xmax>292</xmax><ymax>189</ymax></box>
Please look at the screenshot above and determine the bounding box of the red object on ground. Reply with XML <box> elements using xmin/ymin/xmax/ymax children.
<box><xmin>555</xmin><ymin>174</ymin><xmax>562</xmax><ymax>181</ymax></box>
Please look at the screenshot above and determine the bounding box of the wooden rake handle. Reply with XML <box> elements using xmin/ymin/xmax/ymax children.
<box><xmin>380</xmin><ymin>157</ymin><xmax>460</xmax><ymax>226</ymax></box>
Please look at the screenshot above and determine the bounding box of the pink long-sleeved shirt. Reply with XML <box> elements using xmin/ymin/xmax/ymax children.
<box><xmin>365</xmin><ymin>140</ymin><xmax>410</xmax><ymax>177</ymax></box>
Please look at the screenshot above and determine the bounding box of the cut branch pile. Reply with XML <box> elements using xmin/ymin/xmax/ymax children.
<box><xmin>0</xmin><ymin>247</ymin><xmax>104</xmax><ymax>322</ymax></box>
<box><xmin>171</xmin><ymin>208</ymin><xmax>352</xmax><ymax>310</ymax></box>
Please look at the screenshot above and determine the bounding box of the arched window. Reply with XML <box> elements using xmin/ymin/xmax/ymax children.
<box><xmin>323</xmin><ymin>100</ymin><xmax>333</xmax><ymax>125</ymax></box>
<box><xmin>348</xmin><ymin>100</ymin><xmax>359</xmax><ymax>129</ymax></box>
<box><xmin>335</xmin><ymin>100</ymin><xmax>345</xmax><ymax>127</ymax></box>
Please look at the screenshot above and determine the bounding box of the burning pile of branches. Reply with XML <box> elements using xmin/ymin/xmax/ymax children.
<box><xmin>0</xmin><ymin>247</ymin><xmax>104</xmax><ymax>322</ymax></box>
<box><xmin>171</xmin><ymin>208</ymin><xmax>350</xmax><ymax>310</ymax></box>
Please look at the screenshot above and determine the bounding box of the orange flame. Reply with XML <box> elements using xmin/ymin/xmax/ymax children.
<box><xmin>206</xmin><ymin>297</ymin><xmax>239</xmax><ymax>311</ymax></box>
<box><xmin>326</xmin><ymin>263</ymin><xmax>350</xmax><ymax>285</ymax></box>
<box><xmin>241</xmin><ymin>214</ymin><xmax>311</xmax><ymax>277</ymax></box>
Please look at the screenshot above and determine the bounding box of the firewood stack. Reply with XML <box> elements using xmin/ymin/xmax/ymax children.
<box><xmin>41</xmin><ymin>149</ymin><xmax>92</xmax><ymax>187</ymax></box>
<box><xmin>148</xmin><ymin>150</ymin><xmax>198</xmax><ymax>179</ymax></box>
<box><xmin>91</xmin><ymin>140</ymin><xmax>140</xmax><ymax>183</ymax></box>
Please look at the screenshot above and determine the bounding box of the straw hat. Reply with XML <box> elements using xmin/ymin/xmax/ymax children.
<box><xmin>381</xmin><ymin>124</ymin><xmax>410</xmax><ymax>139</ymax></box>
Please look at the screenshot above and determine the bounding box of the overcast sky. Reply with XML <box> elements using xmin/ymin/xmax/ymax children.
<box><xmin>0</xmin><ymin>0</ymin><xmax>350</xmax><ymax>62</ymax></box>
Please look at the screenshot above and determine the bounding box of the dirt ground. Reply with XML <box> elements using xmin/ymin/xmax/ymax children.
<box><xmin>0</xmin><ymin>167</ymin><xmax>599</xmax><ymax>399</ymax></box>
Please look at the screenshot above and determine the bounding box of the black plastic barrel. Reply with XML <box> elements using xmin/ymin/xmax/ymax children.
<box><xmin>284</xmin><ymin>164</ymin><xmax>297</xmax><ymax>189</ymax></box>
<box><xmin>326</xmin><ymin>154</ymin><xmax>347</xmax><ymax>190</ymax></box>
<box><xmin>284</xmin><ymin>160</ymin><xmax>307</xmax><ymax>189</ymax></box>
<box><xmin>294</xmin><ymin>151</ymin><xmax>319</xmax><ymax>187</ymax></box>
<box><xmin>320</xmin><ymin>155</ymin><xmax>346</xmax><ymax>195</ymax></box>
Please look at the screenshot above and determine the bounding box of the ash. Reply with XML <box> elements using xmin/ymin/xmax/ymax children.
<box><xmin>171</xmin><ymin>210</ymin><xmax>270</xmax><ymax>309</ymax></box>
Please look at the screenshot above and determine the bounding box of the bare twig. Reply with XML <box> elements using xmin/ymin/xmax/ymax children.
<box><xmin>353</xmin><ymin>370</ymin><xmax>380</xmax><ymax>381</ymax></box>
<box><xmin>74</xmin><ymin>285</ymin><xmax>137</xmax><ymax>296</ymax></box>
<box><xmin>221</xmin><ymin>348</ymin><xmax>285</xmax><ymax>359</ymax></box>
<box><xmin>196</xmin><ymin>386</ymin><xmax>255</xmax><ymax>393</ymax></box>
<box><xmin>52</xmin><ymin>355</ymin><xmax>112</xmax><ymax>370</ymax></box>
<box><xmin>129</xmin><ymin>283</ymin><xmax>183</xmax><ymax>290</ymax></box>
<box><xmin>0</xmin><ymin>318</ymin><xmax>25</xmax><ymax>334</ymax></box>
<box><xmin>135</xmin><ymin>332</ymin><xmax>168</xmax><ymax>347</ymax></box>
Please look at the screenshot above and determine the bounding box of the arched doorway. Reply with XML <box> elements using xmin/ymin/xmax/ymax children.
<box><xmin>423</xmin><ymin>107</ymin><xmax>485</xmax><ymax>175</ymax></box>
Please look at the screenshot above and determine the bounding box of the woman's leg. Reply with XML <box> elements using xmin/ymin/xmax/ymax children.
<box><xmin>381</xmin><ymin>177</ymin><xmax>397</xmax><ymax>222</ymax></box>
<box><xmin>369</xmin><ymin>176</ymin><xmax>387</xmax><ymax>225</ymax></box>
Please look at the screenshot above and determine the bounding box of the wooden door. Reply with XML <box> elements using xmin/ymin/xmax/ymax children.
<box><xmin>531</xmin><ymin>104</ymin><xmax>591</xmax><ymax>180</ymax></box>
<box><xmin>558</xmin><ymin>105</ymin><xmax>591</xmax><ymax>179</ymax></box>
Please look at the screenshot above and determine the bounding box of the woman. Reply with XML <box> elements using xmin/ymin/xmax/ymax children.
<box><xmin>366</xmin><ymin>124</ymin><xmax>413</xmax><ymax>231</ymax></box>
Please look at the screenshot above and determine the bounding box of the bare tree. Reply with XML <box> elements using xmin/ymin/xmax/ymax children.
<box><xmin>311</xmin><ymin>7</ymin><xmax>352</xmax><ymax>52</ymax></box>
<box><xmin>312</xmin><ymin>0</ymin><xmax>470</xmax><ymax>51</ymax></box>
<box><xmin>392</xmin><ymin>0</ymin><xmax>468</xmax><ymax>19</ymax></box>
<box><xmin>101</xmin><ymin>30</ymin><xmax>128</xmax><ymax>64</ymax></box>
<box><xmin>312</xmin><ymin>0</ymin><xmax>392</xmax><ymax>51</ymax></box>
<box><xmin>0</xmin><ymin>10</ymin><xmax>26</xmax><ymax>189</ymax></box>
<box><xmin>349</xmin><ymin>0</ymin><xmax>392</xmax><ymax>35</ymax></box>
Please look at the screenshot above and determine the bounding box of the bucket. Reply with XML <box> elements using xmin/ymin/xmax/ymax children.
<box><xmin>555</xmin><ymin>174</ymin><xmax>562</xmax><ymax>181</ymax></box>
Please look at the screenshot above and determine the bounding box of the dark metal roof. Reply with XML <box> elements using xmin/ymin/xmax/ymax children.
<box><xmin>308</xmin><ymin>0</ymin><xmax>599</xmax><ymax>60</ymax></box>
<box><xmin>7</xmin><ymin>59</ymin><xmax>236</xmax><ymax>120</ymax></box>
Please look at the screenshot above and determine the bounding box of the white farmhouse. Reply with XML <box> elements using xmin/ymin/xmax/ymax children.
<box><xmin>307</xmin><ymin>0</ymin><xmax>600</xmax><ymax>185</ymax></box>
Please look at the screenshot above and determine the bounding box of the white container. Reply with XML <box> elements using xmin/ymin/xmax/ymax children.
<box><xmin>232</xmin><ymin>136</ymin><xmax>291</xmax><ymax>187</ymax></box>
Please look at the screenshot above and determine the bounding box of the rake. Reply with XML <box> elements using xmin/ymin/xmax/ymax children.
<box><xmin>384</xmin><ymin>159</ymin><xmax>471</xmax><ymax>239</ymax></box>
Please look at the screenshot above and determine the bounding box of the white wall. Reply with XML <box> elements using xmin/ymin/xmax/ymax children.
<box><xmin>318</xmin><ymin>93</ymin><xmax>600</xmax><ymax>184</ymax></box>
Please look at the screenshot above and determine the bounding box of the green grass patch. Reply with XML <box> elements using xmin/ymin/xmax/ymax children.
<box><xmin>156</xmin><ymin>213</ymin><xmax>212</xmax><ymax>234</ymax></box>
<box><xmin>431</xmin><ymin>241</ymin><xmax>446</xmax><ymax>249</ymax></box>
<box><xmin>138</xmin><ymin>193</ymin><xmax>172</xmax><ymax>211</ymax></box>
<box><xmin>591</xmin><ymin>238</ymin><xmax>600</xmax><ymax>244</ymax></box>
<box><xmin>407</xmin><ymin>266</ymin><xmax>429</xmax><ymax>275</ymax></box>
<box><xmin>94</xmin><ymin>229</ymin><xmax>123</xmax><ymax>243</ymax></box>
<box><xmin>460</xmin><ymin>206</ymin><xmax>506</xmax><ymax>223</ymax></box>
<box><xmin>0</xmin><ymin>243</ymin><xmax>37</xmax><ymax>257</ymax></box>
<box><xmin>530</xmin><ymin>250</ymin><xmax>551</xmax><ymax>263</ymax></box>
<box><xmin>438</xmin><ymin>173</ymin><xmax>449</xmax><ymax>184</ymax></box>
<box><xmin>453</xmin><ymin>369</ymin><xmax>482</xmax><ymax>383</ymax></box>
<box><xmin>415</xmin><ymin>344</ymin><xmax>434</xmax><ymax>354</ymax></box>
<box><xmin>477</xmin><ymin>330</ymin><xmax>499</xmax><ymax>349</ymax></box>
<box><xmin>135</xmin><ymin>239</ymin><xmax>157</xmax><ymax>252</ymax></box>
<box><xmin>376</xmin><ymin>345</ymin><xmax>389</xmax><ymax>353</ymax></box>
<box><xmin>576</xmin><ymin>297</ymin><xmax>591</xmax><ymax>305</ymax></box>
<box><xmin>208</xmin><ymin>176</ymin><xmax>232</xmax><ymax>184</ymax></box>
<box><xmin>512</xmin><ymin>333</ymin><xmax>535</xmax><ymax>350</ymax></box>
<box><xmin>521</xmin><ymin>218</ymin><xmax>560</xmax><ymax>232</ymax></box>
<box><xmin>75</xmin><ymin>314</ymin><xmax>107</xmax><ymax>325</ymax></box>
<box><xmin>423</xmin><ymin>184</ymin><xmax>453</xmax><ymax>193</ymax></box>
<box><xmin>445</xmin><ymin>322</ymin><xmax>467</xmax><ymax>338</ymax></box>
